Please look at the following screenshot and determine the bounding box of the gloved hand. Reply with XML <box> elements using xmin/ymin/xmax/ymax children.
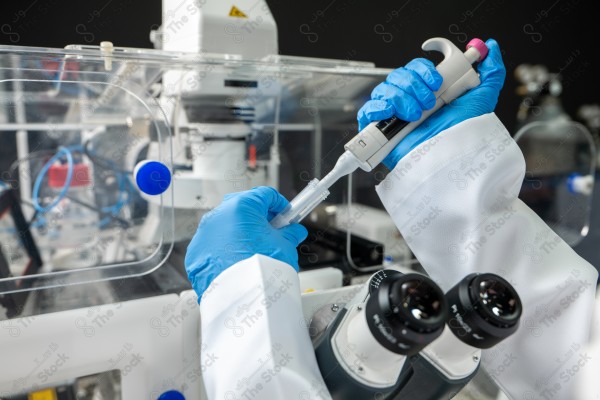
<box><xmin>185</xmin><ymin>186</ymin><xmax>308</xmax><ymax>299</ymax></box>
<box><xmin>357</xmin><ymin>38</ymin><xmax>506</xmax><ymax>170</ymax></box>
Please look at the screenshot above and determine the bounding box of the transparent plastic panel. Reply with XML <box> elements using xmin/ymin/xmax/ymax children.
<box><xmin>264</xmin><ymin>61</ymin><xmax>416</xmax><ymax>274</ymax></box>
<box><xmin>0</xmin><ymin>45</ymin><xmax>174</xmax><ymax>294</ymax></box>
<box><xmin>153</xmin><ymin>50</ymin><xmax>403</xmax><ymax>275</ymax></box>
<box><xmin>0</xmin><ymin>43</ymin><xmax>405</xmax><ymax>300</ymax></box>
<box><xmin>515</xmin><ymin>120</ymin><xmax>596</xmax><ymax>246</ymax></box>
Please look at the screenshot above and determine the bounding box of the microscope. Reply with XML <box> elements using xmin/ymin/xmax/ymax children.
<box><xmin>310</xmin><ymin>269</ymin><xmax>522</xmax><ymax>399</ymax></box>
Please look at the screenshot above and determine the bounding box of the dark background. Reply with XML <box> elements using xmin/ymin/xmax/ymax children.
<box><xmin>0</xmin><ymin>0</ymin><xmax>597</xmax><ymax>131</ymax></box>
<box><xmin>2</xmin><ymin>0</ymin><xmax>600</xmax><ymax>269</ymax></box>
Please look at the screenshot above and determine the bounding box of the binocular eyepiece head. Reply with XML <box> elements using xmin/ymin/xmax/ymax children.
<box><xmin>365</xmin><ymin>270</ymin><xmax>523</xmax><ymax>354</ymax></box>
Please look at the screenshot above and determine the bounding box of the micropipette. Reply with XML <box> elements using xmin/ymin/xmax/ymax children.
<box><xmin>270</xmin><ymin>37</ymin><xmax>489</xmax><ymax>229</ymax></box>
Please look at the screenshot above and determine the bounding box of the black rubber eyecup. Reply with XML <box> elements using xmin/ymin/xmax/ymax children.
<box><xmin>445</xmin><ymin>273</ymin><xmax>523</xmax><ymax>349</ymax></box>
<box><xmin>365</xmin><ymin>272</ymin><xmax>447</xmax><ymax>356</ymax></box>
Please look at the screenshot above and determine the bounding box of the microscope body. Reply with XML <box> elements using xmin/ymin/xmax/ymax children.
<box><xmin>310</xmin><ymin>269</ymin><xmax>521</xmax><ymax>400</ymax></box>
<box><xmin>312</xmin><ymin>306</ymin><xmax>479</xmax><ymax>400</ymax></box>
<box><xmin>388</xmin><ymin>329</ymin><xmax>480</xmax><ymax>400</ymax></box>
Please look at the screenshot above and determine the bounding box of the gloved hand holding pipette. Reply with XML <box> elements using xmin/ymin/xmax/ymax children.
<box><xmin>359</xmin><ymin>38</ymin><xmax>505</xmax><ymax>169</ymax></box>
<box><xmin>270</xmin><ymin>37</ymin><xmax>494</xmax><ymax>229</ymax></box>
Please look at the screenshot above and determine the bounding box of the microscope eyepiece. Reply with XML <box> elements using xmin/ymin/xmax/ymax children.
<box><xmin>389</xmin><ymin>278</ymin><xmax>447</xmax><ymax>331</ymax></box>
<box><xmin>366</xmin><ymin>271</ymin><xmax>447</xmax><ymax>356</ymax></box>
<box><xmin>445</xmin><ymin>273</ymin><xmax>522</xmax><ymax>349</ymax></box>
<box><xmin>470</xmin><ymin>275</ymin><xmax>521</xmax><ymax>326</ymax></box>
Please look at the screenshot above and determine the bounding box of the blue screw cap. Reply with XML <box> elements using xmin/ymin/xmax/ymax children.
<box><xmin>134</xmin><ymin>160</ymin><xmax>172</xmax><ymax>195</ymax></box>
<box><xmin>566</xmin><ymin>173</ymin><xmax>580</xmax><ymax>194</ymax></box>
<box><xmin>157</xmin><ymin>390</ymin><xmax>185</xmax><ymax>400</ymax></box>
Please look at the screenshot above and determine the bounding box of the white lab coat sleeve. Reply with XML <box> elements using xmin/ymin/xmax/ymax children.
<box><xmin>199</xmin><ymin>254</ymin><xmax>332</xmax><ymax>400</ymax></box>
<box><xmin>574</xmin><ymin>287</ymin><xmax>600</xmax><ymax>399</ymax></box>
<box><xmin>375</xmin><ymin>113</ymin><xmax>598</xmax><ymax>400</ymax></box>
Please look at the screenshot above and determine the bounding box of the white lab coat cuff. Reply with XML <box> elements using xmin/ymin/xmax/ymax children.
<box><xmin>200</xmin><ymin>255</ymin><xmax>331</xmax><ymax>400</ymax></box>
<box><xmin>200</xmin><ymin>254</ymin><xmax>298</xmax><ymax>320</ymax></box>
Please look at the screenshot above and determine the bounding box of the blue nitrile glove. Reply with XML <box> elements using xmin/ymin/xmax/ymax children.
<box><xmin>357</xmin><ymin>38</ymin><xmax>506</xmax><ymax>170</ymax></box>
<box><xmin>184</xmin><ymin>186</ymin><xmax>308</xmax><ymax>299</ymax></box>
